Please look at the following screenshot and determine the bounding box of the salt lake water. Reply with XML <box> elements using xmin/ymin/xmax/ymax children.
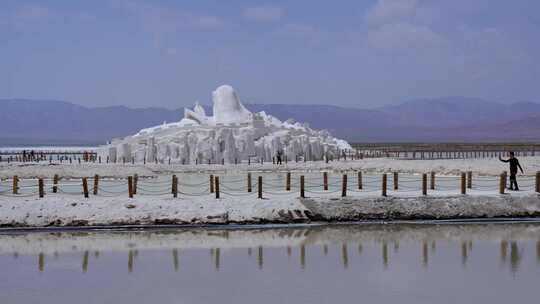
<box><xmin>1</xmin><ymin>223</ymin><xmax>539</xmax><ymax>304</ymax></box>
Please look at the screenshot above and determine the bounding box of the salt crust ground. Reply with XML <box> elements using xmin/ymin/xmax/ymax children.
<box><xmin>1</xmin><ymin>223</ymin><xmax>539</xmax><ymax>255</ymax></box>
<box><xmin>0</xmin><ymin>191</ymin><xmax>539</xmax><ymax>227</ymax></box>
<box><xmin>1</xmin><ymin>156</ymin><xmax>540</xmax><ymax>179</ymax></box>
<box><xmin>1</xmin><ymin>157</ymin><xmax>539</xmax><ymax>227</ymax></box>
<box><xmin>0</xmin><ymin>194</ymin><xmax>310</xmax><ymax>227</ymax></box>
<box><xmin>301</xmin><ymin>194</ymin><xmax>540</xmax><ymax>221</ymax></box>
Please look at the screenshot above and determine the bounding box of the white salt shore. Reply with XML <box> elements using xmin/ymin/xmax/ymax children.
<box><xmin>1</xmin><ymin>155</ymin><xmax>539</xmax><ymax>228</ymax></box>
<box><xmin>2</xmin><ymin>156</ymin><xmax>540</xmax><ymax>179</ymax></box>
<box><xmin>0</xmin><ymin>190</ymin><xmax>538</xmax><ymax>228</ymax></box>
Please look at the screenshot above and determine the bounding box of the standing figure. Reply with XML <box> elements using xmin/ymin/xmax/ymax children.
<box><xmin>499</xmin><ymin>152</ymin><xmax>524</xmax><ymax>190</ymax></box>
<box><xmin>276</xmin><ymin>149</ymin><xmax>283</xmax><ymax>165</ymax></box>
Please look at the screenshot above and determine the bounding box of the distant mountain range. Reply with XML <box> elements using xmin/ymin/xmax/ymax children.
<box><xmin>1</xmin><ymin>97</ymin><xmax>539</xmax><ymax>146</ymax></box>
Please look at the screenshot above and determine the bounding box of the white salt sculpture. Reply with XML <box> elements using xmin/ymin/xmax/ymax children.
<box><xmin>99</xmin><ymin>85</ymin><xmax>351</xmax><ymax>164</ymax></box>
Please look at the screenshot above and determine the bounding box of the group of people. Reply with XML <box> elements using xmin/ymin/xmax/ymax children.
<box><xmin>21</xmin><ymin>150</ymin><xmax>37</xmax><ymax>160</ymax></box>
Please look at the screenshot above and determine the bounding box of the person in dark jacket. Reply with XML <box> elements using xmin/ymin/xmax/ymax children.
<box><xmin>499</xmin><ymin>152</ymin><xmax>524</xmax><ymax>190</ymax></box>
<box><xmin>276</xmin><ymin>149</ymin><xmax>283</xmax><ymax>165</ymax></box>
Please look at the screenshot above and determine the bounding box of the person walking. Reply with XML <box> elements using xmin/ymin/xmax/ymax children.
<box><xmin>499</xmin><ymin>152</ymin><xmax>524</xmax><ymax>190</ymax></box>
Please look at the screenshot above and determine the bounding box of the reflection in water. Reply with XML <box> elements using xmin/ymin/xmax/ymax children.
<box><xmin>38</xmin><ymin>252</ymin><xmax>44</xmax><ymax>272</ymax></box>
<box><xmin>300</xmin><ymin>245</ymin><xmax>305</xmax><ymax>269</ymax></box>
<box><xmin>422</xmin><ymin>241</ymin><xmax>428</xmax><ymax>268</ymax></box>
<box><xmin>257</xmin><ymin>246</ymin><xmax>263</xmax><ymax>270</ymax></box>
<box><xmin>382</xmin><ymin>242</ymin><xmax>388</xmax><ymax>269</ymax></box>
<box><xmin>128</xmin><ymin>250</ymin><xmax>134</xmax><ymax>273</ymax></box>
<box><xmin>501</xmin><ymin>241</ymin><xmax>508</xmax><ymax>264</ymax></box>
<box><xmin>1</xmin><ymin>223</ymin><xmax>539</xmax><ymax>276</ymax></box>
<box><xmin>537</xmin><ymin>241</ymin><xmax>540</xmax><ymax>262</ymax></box>
<box><xmin>341</xmin><ymin>244</ymin><xmax>348</xmax><ymax>269</ymax></box>
<box><xmin>172</xmin><ymin>249</ymin><xmax>179</xmax><ymax>272</ymax></box>
<box><xmin>510</xmin><ymin>242</ymin><xmax>521</xmax><ymax>274</ymax></box>
<box><xmin>461</xmin><ymin>242</ymin><xmax>468</xmax><ymax>267</ymax></box>
<box><xmin>54</xmin><ymin>233</ymin><xmax>535</xmax><ymax>275</ymax></box>
<box><xmin>82</xmin><ymin>251</ymin><xmax>89</xmax><ymax>273</ymax></box>
<box><xmin>1</xmin><ymin>223</ymin><xmax>539</xmax><ymax>304</ymax></box>
<box><xmin>215</xmin><ymin>248</ymin><xmax>220</xmax><ymax>271</ymax></box>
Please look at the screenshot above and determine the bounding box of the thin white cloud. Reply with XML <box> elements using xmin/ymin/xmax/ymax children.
<box><xmin>361</xmin><ymin>0</ymin><xmax>449</xmax><ymax>54</ymax></box>
<box><xmin>119</xmin><ymin>0</ymin><xmax>224</xmax><ymax>54</ymax></box>
<box><xmin>122</xmin><ymin>0</ymin><xmax>224</xmax><ymax>31</ymax></box>
<box><xmin>190</xmin><ymin>15</ymin><xmax>223</xmax><ymax>30</ymax></box>
<box><xmin>366</xmin><ymin>22</ymin><xmax>447</xmax><ymax>52</ymax></box>
<box><xmin>243</xmin><ymin>5</ymin><xmax>284</xmax><ymax>23</ymax></box>
<box><xmin>274</xmin><ymin>23</ymin><xmax>315</xmax><ymax>37</ymax></box>
<box><xmin>1</xmin><ymin>4</ymin><xmax>54</xmax><ymax>31</ymax></box>
<box><xmin>364</xmin><ymin>0</ymin><xmax>419</xmax><ymax>26</ymax></box>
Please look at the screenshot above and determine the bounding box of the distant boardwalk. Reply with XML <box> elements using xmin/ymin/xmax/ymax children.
<box><xmin>2</xmin><ymin>143</ymin><xmax>540</xmax><ymax>164</ymax></box>
<box><xmin>351</xmin><ymin>142</ymin><xmax>540</xmax><ymax>159</ymax></box>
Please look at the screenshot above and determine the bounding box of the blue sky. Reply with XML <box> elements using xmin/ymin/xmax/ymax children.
<box><xmin>1</xmin><ymin>0</ymin><xmax>539</xmax><ymax>108</ymax></box>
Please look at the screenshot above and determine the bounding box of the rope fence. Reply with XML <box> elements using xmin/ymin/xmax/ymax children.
<box><xmin>1</xmin><ymin>171</ymin><xmax>539</xmax><ymax>200</ymax></box>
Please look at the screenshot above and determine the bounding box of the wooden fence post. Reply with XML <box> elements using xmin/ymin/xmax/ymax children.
<box><xmin>535</xmin><ymin>171</ymin><xmax>540</xmax><ymax>193</ymax></box>
<box><xmin>323</xmin><ymin>172</ymin><xmax>328</xmax><ymax>191</ymax></box>
<box><xmin>171</xmin><ymin>175</ymin><xmax>177</xmax><ymax>198</ymax></box>
<box><xmin>461</xmin><ymin>172</ymin><xmax>466</xmax><ymax>195</ymax></box>
<box><xmin>422</xmin><ymin>173</ymin><xmax>427</xmax><ymax>196</ymax></box>
<box><xmin>247</xmin><ymin>172</ymin><xmax>251</xmax><ymax>192</ymax></box>
<box><xmin>133</xmin><ymin>174</ymin><xmax>138</xmax><ymax>195</ymax></box>
<box><xmin>93</xmin><ymin>174</ymin><xmax>99</xmax><ymax>195</ymax></box>
<box><xmin>467</xmin><ymin>171</ymin><xmax>472</xmax><ymax>189</ymax></box>
<box><xmin>210</xmin><ymin>174</ymin><xmax>214</xmax><ymax>193</ymax></box>
<box><xmin>430</xmin><ymin>172</ymin><xmax>435</xmax><ymax>190</ymax></box>
<box><xmin>215</xmin><ymin>176</ymin><xmax>220</xmax><ymax>199</ymax></box>
<box><xmin>499</xmin><ymin>173</ymin><xmax>505</xmax><ymax>194</ymax></box>
<box><xmin>300</xmin><ymin>175</ymin><xmax>305</xmax><ymax>198</ymax></box>
<box><xmin>53</xmin><ymin>174</ymin><xmax>59</xmax><ymax>193</ymax></box>
<box><xmin>341</xmin><ymin>174</ymin><xmax>347</xmax><ymax>197</ymax></box>
<box><xmin>82</xmin><ymin>177</ymin><xmax>89</xmax><ymax>198</ymax></box>
<box><xmin>393</xmin><ymin>172</ymin><xmax>398</xmax><ymax>190</ymax></box>
<box><xmin>12</xmin><ymin>175</ymin><xmax>18</xmax><ymax>194</ymax></box>
<box><xmin>286</xmin><ymin>172</ymin><xmax>291</xmax><ymax>191</ymax></box>
<box><xmin>358</xmin><ymin>171</ymin><xmax>362</xmax><ymax>190</ymax></box>
<box><xmin>258</xmin><ymin>176</ymin><xmax>263</xmax><ymax>199</ymax></box>
<box><xmin>38</xmin><ymin>178</ymin><xmax>44</xmax><ymax>198</ymax></box>
<box><xmin>382</xmin><ymin>173</ymin><xmax>387</xmax><ymax>197</ymax></box>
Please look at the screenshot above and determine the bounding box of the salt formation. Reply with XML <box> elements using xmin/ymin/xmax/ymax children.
<box><xmin>99</xmin><ymin>85</ymin><xmax>351</xmax><ymax>164</ymax></box>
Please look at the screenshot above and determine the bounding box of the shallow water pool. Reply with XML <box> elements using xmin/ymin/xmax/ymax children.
<box><xmin>1</xmin><ymin>223</ymin><xmax>539</xmax><ymax>303</ymax></box>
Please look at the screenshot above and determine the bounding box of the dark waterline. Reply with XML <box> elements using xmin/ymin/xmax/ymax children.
<box><xmin>1</xmin><ymin>223</ymin><xmax>539</xmax><ymax>304</ymax></box>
